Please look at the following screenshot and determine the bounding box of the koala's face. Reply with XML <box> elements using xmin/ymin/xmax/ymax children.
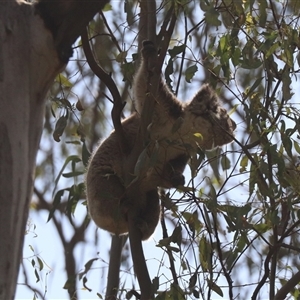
<box><xmin>185</xmin><ymin>112</ymin><xmax>235</xmax><ymax>150</ymax></box>
<box><xmin>208</xmin><ymin>107</ymin><xmax>236</xmax><ymax>147</ymax></box>
<box><xmin>185</xmin><ymin>84</ymin><xmax>236</xmax><ymax>149</ymax></box>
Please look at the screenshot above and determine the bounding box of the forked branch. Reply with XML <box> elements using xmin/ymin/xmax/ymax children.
<box><xmin>81</xmin><ymin>28</ymin><xmax>129</xmax><ymax>154</ymax></box>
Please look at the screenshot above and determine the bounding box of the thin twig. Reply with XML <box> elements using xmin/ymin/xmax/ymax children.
<box><xmin>251</xmin><ymin>246</ymin><xmax>275</xmax><ymax>300</ymax></box>
<box><xmin>212</xmin><ymin>212</ymin><xmax>234</xmax><ymax>299</ymax></box>
<box><xmin>160</xmin><ymin>205</ymin><xmax>179</xmax><ymax>288</ymax></box>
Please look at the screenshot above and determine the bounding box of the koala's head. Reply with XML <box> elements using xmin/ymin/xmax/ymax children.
<box><xmin>184</xmin><ymin>84</ymin><xmax>236</xmax><ymax>149</ymax></box>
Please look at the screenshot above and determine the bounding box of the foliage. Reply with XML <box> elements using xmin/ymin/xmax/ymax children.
<box><xmin>19</xmin><ymin>0</ymin><xmax>300</xmax><ymax>299</ymax></box>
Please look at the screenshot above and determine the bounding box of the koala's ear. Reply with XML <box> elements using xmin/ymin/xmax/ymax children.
<box><xmin>188</xmin><ymin>84</ymin><xmax>220</xmax><ymax>114</ymax></box>
<box><xmin>198</xmin><ymin>84</ymin><xmax>220</xmax><ymax>112</ymax></box>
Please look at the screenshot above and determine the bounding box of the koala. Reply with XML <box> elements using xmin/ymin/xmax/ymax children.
<box><xmin>85</xmin><ymin>40</ymin><xmax>236</xmax><ymax>240</ymax></box>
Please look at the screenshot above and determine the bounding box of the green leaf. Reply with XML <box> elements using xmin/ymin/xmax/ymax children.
<box><xmin>53</xmin><ymin>155</ymin><xmax>82</xmax><ymax>197</ymax></box>
<box><xmin>79</xmin><ymin>258</ymin><xmax>99</xmax><ymax>280</ymax></box>
<box><xmin>189</xmin><ymin>273</ymin><xmax>197</xmax><ymax>289</ymax></box>
<box><xmin>253</xmin><ymin>223</ymin><xmax>270</xmax><ymax>233</ymax></box>
<box><xmin>168</xmin><ymin>44</ymin><xmax>186</xmax><ymax>58</ymax></box>
<box><xmin>47</xmin><ymin>189</ymin><xmax>65</xmax><ymax>222</ymax></box>
<box><xmin>265</xmin><ymin>42</ymin><xmax>280</xmax><ymax>59</ymax></box>
<box><xmin>239</xmin><ymin>155</ymin><xmax>248</xmax><ymax>172</ymax></box>
<box><xmin>204</xmin><ymin>9</ymin><xmax>221</xmax><ymax>27</ymax></box>
<box><xmin>56</xmin><ymin>73</ymin><xmax>73</xmax><ymax>88</ymax></box>
<box><xmin>247</xmin><ymin>77</ymin><xmax>264</xmax><ymax>97</ymax></box>
<box><xmin>203</xmin><ymin>204</ymin><xmax>213</xmax><ymax>233</ymax></box>
<box><xmin>193</xmin><ymin>132</ymin><xmax>203</xmax><ymax>139</ymax></box>
<box><xmin>199</xmin><ymin>236</ymin><xmax>211</xmax><ymax>272</ymax></box>
<box><xmin>221</xmin><ymin>155</ymin><xmax>231</xmax><ymax>170</ymax></box>
<box><xmin>249</xmin><ymin>162</ymin><xmax>256</xmax><ymax>195</ymax></box>
<box><xmin>62</xmin><ymin>171</ymin><xmax>84</xmax><ymax>178</ymax></box>
<box><xmin>165</xmin><ymin>58</ymin><xmax>174</xmax><ymax>89</ymax></box>
<box><xmin>219</xmin><ymin>35</ymin><xmax>228</xmax><ymax>52</ymax></box>
<box><xmin>157</xmin><ymin>237</ymin><xmax>171</xmax><ymax>247</ymax></box>
<box><xmin>223</xmin><ymin>214</ymin><xmax>236</xmax><ymax>232</ymax></box>
<box><xmin>209</xmin><ymin>280</ymin><xmax>223</xmax><ymax>297</ymax></box>
<box><xmin>282</xmin><ymin>68</ymin><xmax>292</xmax><ymax>101</ymax></box>
<box><xmin>258</xmin><ymin>0</ymin><xmax>267</xmax><ymax>27</ymax></box>
<box><xmin>116</xmin><ymin>50</ymin><xmax>128</xmax><ymax>63</ymax></box>
<box><xmin>121</xmin><ymin>61</ymin><xmax>135</xmax><ymax>84</ymax></box>
<box><xmin>185</xmin><ymin>65</ymin><xmax>198</xmax><ymax>83</ymax></box>
<box><xmin>82</xmin><ymin>141</ymin><xmax>91</xmax><ymax>167</ymax></box>
<box><xmin>34</xmin><ymin>269</ymin><xmax>40</xmax><ymax>283</ymax></box>
<box><xmin>281</xmin><ymin>132</ymin><xmax>293</xmax><ymax>158</ymax></box>
<box><xmin>102</xmin><ymin>3</ymin><xmax>112</xmax><ymax>11</ymax></box>
<box><xmin>232</xmin><ymin>47</ymin><xmax>241</xmax><ymax>66</ymax></box>
<box><xmin>60</xmin><ymin>98</ymin><xmax>72</xmax><ymax>109</ymax></box>
<box><xmin>193</xmin><ymin>289</ymin><xmax>200</xmax><ymax>298</ymax></box>
<box><xmin>53</xmin><ymin>115</ymin><xmax>68</xmax><ymax>142</ymax></box>
<box><xmin>63</xmin><ymin>277</ymin><xmax>76</xmax><ymax>290</ymax></box>
<box><xmin>171</xmin><ymin>225</ymin><xmax>182</xmax><ymax>246</ymax></box>
<box><xmin>294</xmin><ymin>141</ymin><xmax>300</xmax><ymax>155</ymax></box>
<box><xmin>37</xmin><ymin>257</ymin><xmax>44</xmax><ymax>271</ymax></box>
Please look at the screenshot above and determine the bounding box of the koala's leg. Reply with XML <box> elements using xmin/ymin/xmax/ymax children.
<box><xmin>161</xmin><ymin>154</ymin><xmax>189</xmax><ymax>188</ymax></box>
<box><xmin>132</xmin><ymin>189</ymin><xmax>160</xmax><ymax>240</ymax></box>
<box><xmin>87</xmin><ymin>174</ymin><xmax>129</xmax><ymax>236</ymax></box>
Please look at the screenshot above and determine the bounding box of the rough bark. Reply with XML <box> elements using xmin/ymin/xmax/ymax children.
<box><xmin>0</xmin><ymin>0</ymin><xmax>107</xmax><ymax>299</ymax></box>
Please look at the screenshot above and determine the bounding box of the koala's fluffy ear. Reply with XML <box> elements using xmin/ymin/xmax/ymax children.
<box><xmin>187</xmin><ymin>84</ymin><xmax>221</xmax><ymax>114</ymax></box>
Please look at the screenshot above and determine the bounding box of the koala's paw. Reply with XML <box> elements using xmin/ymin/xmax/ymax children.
<box><xmin>141</xmin><ymin>40</ymin><xmax>157</xmax><ymax>59</ymax></box>
<box><xmin>170</xmin><ymin>173</ymin><xmax>185</xmax><ymax>187</ymax></box>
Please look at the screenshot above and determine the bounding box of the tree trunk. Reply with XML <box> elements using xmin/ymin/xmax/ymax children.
<box><xmin>0</xmin><ymin>0</ymin><xmax>109</xmax><ymax>298</ymax></box>
<box><xmin>0</xmin><ymin>2</ymin><xmax>64</xmax><ymax>299</ymax></box>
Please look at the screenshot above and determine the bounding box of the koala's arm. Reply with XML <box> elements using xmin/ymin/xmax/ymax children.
<box><xmin>133</xmin><ymin>41</ymin><xmax>183</xmax><ymax>120</ymax></box>
<box><xmin>162</xmin><ymin>154</ymin><xmax>189</xmax><ymax>187</ymax></box>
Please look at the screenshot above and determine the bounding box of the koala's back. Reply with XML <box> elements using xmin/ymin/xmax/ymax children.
<box><xmin>85</xmin><ymin>114</ymin><xmax>140</xmax><ymax>236</ymax></box>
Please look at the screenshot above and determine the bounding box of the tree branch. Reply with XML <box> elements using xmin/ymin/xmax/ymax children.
<box><xmin>123</xmin><ymin>2</ymin><xmax>179</xmax><ymax>298</ymax></box>
<box><xmin>105</xmin><ymin>235</ymin><xmax>127</xmax><ymax>300</ymax></box>
<box><xmin>128</xmin><ymin>209</ymin><xmax>152</xmax><ymax>300</ymax></box>
<box><xmin>146</xmin><ymin>0</ymin><xmax>157</xmax><ymax>43</ymax></box>
<box><xmin>274</xmin><ymin>270</ymin><xmax>300</xmax><ymax>300</ymax></box>
<box><xmin>81</xmin><ymin>27</ymin><xmax>130</xmax><ymax>154</ymax></box>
